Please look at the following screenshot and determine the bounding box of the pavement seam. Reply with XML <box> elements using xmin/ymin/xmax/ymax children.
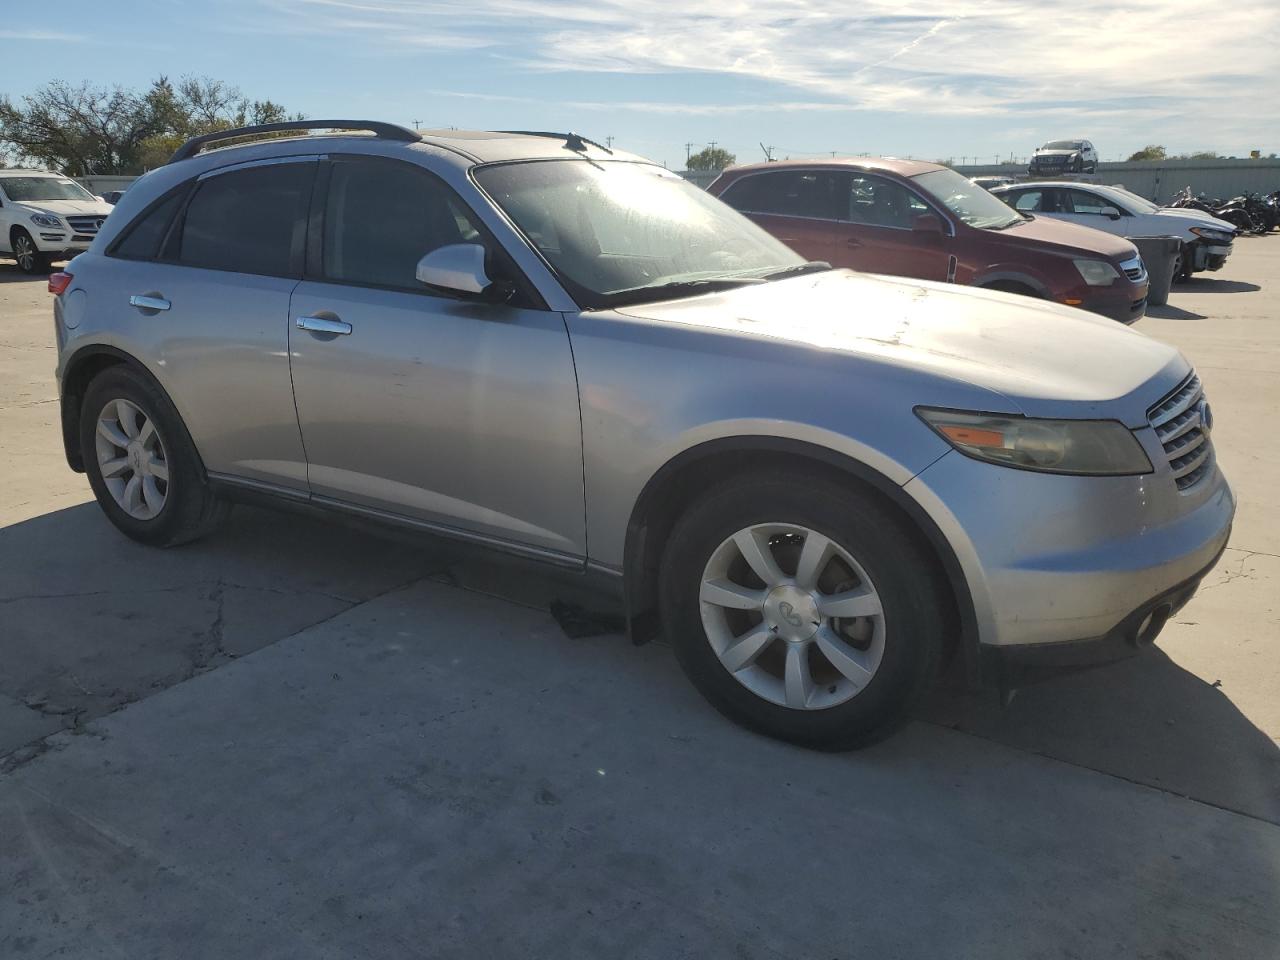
<box><xmin>925</xmin><ymin>720</ymin><xmax>1280</xmax><ymax>829</ymax></box>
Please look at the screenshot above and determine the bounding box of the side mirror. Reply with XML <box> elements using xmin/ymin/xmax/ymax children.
<box><xmin>912</xmin><ymin>212</ymin><xmax>945</xmax><ymax>235</ymax></box>
<box><xmin>415</xmin><ymin>243</ymin><xmax>511</xmax><ymax>302</ymax></box>
<box><xmin>1099</xmin><ymin>206</ymin><xmax>1122</xmax><ymax>220</ymax></box>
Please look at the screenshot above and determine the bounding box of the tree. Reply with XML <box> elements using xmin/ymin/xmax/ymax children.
<box><xmin>1126</xmin><ymin>145</ymin><xmax>1167</xmax><ymax>162</ymax></box>
<box><xmin>1175</xmin><ymin>150</ymin><xmax>1222</xmax><ymax>161</ymax></box>
<box><xmin>0</xmin><ymin>76</ymin><xmax>297</xmax><ymax>175</ymax></box>
<box><xmin>686</xmin><ymin>146</ymin><xmax>736</xmax><ymax>171</ymax></box>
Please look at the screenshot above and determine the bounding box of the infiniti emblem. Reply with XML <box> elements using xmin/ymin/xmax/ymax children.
<box><xmin>777</xmin><ymin>601</ymin><xmax>804</xmax><ymax>628</ymax></box>
<box><xmin>1198</xmin><ymin>399</ymin><xmax>1213</xmax><ymax>434</ymax></box>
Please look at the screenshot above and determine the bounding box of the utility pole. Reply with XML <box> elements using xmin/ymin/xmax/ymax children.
<box><xmin>685</xmin><ymin>142</ymin><xmax>694</xmax><ymax>165</ymax></box>
<box><xmin>606</xmin><ymin>135</ymin><xmax>614</xmax><ymax>149</ymax></box>
<box><xmin>413</xmin><ymin>118</ymin><xmax>423</xmax><ymax>130</ymax></box>
<box><xmin>759</xmin><ymin>142</ymin><xmax>775</xmax><ymax>162</ymax></box>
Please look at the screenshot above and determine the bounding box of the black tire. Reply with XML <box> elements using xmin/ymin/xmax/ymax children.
<box><xmin>80</xmin><ymin>366</ymin><xmax>229</xmax><ymax>546</ymax></box>
<box><xmin>11</xmin><ymin>228</ymin><xmax>49</xmax><ymax>275</ymax></box>
<box><xmin>1172</xmin><ymin>244</ymin><xmax>1192</xmax><ymax>283</ymax></box>
<box><xmin>983</xmin><ymin>280</ymin><xmax>1040</xmax><ymax>299</ymax></box>
<box><xmin>658</xmin><ymin>470</ymin><xmax>948</xmax><ymax>750</ymax></box>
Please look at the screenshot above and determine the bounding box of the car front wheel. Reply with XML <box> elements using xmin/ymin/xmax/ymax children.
<box><xmin>11</xmin><ymin>229</ymin><xmax>49</xmax><ymax>275</ymax></box>
<box><xmin>659</xmin><ymin>470</ymin><xmax>947</xmax><ymax>750</ymax></box>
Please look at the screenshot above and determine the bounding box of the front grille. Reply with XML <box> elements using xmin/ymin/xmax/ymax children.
<box><xmin>65</xmin><ymin>215</ymin><xmax>105</xmax><ymax>235</ymax></box>
<box><xmin>1119</xmin><ymin>255</ymin><xmax>1146</xmax><ymax>282</ymax></box>
<box><xmin>1125</xmin><ymin>266</ymin><xmax>1144</xmax><ymax>281</ymax></box>
<box><xmin>1148</xmin><ymin>373</ymin><xmax>1213</xmax><ymax>490</ymax></box>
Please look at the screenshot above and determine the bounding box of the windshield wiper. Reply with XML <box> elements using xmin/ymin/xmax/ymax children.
<box><xmin>758</xmin><ymin>261</ymin><xmax>832</xmax><ymax>281</ymax></box>
<box><xmin>599</xmin><ymin>277</ymin><xmax>765</xmax><ymax>307</ymax></box>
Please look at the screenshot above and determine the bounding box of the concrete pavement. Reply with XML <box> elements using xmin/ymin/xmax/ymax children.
<box><xmin>2</xmin><ymin>239</ymin><xmax>1279</xmax><ymax>957</ymax></box>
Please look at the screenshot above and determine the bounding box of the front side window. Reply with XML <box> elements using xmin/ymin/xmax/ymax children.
<box><xmin>1066</xmin><ymin>189</ymin><xmax>1120</xmax><ymax>215</ymax></box>
<box><xmin>845</xmin><ymin>175</ymin><xmax>928</xmax><ymax>229</ymax></box>
<box><xmin>322</xmin><ymin>159</ymin><xmax>485</xmax><ymax>290</ymax></box>
<box><xmin>0</xmin><ymin>176</ymin><xmax>96</xmax><ymax>203</ymax></box>
<box><xmin>1009</xmin><ymin>190</ymin><xmax>1043</xmax><ymax>213</ymax></box>
<box><xmin>721</xmin><ymin>170</ymin><xmax>846</xmax><ymax>221</ymax></box>
<box><xmin>475</xmin><ymin>160</ymin><xmax>804</xmax><ymax>308</ymax></box>
<box><xmin>174</xmin><ymin>162</ymin><xmax>314</xmax><ymax>276</ymax></box>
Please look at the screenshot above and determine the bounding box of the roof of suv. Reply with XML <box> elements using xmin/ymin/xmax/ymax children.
<box><xmin>719</xmin><ymin>157</ymin><xmax>945</xmax><ymax>178</ymax></box>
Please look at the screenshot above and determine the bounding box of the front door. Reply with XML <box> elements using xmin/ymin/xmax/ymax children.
<box><xmin>834</xmin><ymin>173</ymin><xmax>950</xmax><ymax>281</ymax></box>
<box><xmin>287</xmin><ymin>156</ymin><xmax>586</xmax><ymax>559</ymax></box>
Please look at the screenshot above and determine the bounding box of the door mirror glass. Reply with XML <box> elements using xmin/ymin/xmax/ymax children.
<box><xmin>416</xmin><ymin>243</ymin><xmax>495</xmax><ymax>297</ymax></box>
<box><xmin>1099</xmin><ymin>206</ymin><xmax>1122</xmax><ymax>220</ymax></box>
<box><xmin>912</xmin><ymin>212</ymin><xmax>945</xmax><ymax>234</ymax></box>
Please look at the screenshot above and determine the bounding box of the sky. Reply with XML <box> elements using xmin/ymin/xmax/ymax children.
<box><xmin>3</xmin><ymin>0</ymin><xmax>1278</xmax><ymax>170</ymax></box>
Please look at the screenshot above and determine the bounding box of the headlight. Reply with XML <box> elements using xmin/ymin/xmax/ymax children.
<box><xmin>29</xmin><ymin>213</ymin><xmax>62</xmax><ymax>228</ymax></box>
<box><xmin>916</xmin><ymin>409</ymin><xmax>1153</xmax><ymax>475</ymax></box>
<box><xmin>1189</xmin><ymin>226</ymin><xmax>1233</xmax><ymax>242</ymax></box>
<box><xmin>1072</xmin><ymin>258</ymin><xmax>1120</xmax><ymax>286</ymax></box>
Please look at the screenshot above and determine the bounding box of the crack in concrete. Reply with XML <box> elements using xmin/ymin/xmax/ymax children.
<box><xmin>0</xmin><ymin>578</ymin><xmax>360</xmax><ymax>606</ymax></box>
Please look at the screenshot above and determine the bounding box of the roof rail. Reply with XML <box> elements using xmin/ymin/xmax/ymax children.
<box><xmin>168</xmin><ymin>120</ymin><xmax>422</xmax><ymax>164</ymax></box>
<box><xmin>497</xmin><ymin>131</ymin><xmax>614</xmax><ymax>155</ymax></box>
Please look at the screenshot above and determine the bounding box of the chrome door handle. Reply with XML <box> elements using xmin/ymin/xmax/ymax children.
<box><xmin>296</xmin><ymin>315</ymin><xmax>352</xmax><ymax>335</ymax></box>
<box><xmin>129</xmin><ymin>294</ymin><xmax>170</xmax><ymax>311</ymax></box>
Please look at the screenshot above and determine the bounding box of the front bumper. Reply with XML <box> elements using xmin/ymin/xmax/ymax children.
<box><xmin>1194</xmin><ymin>241</ymin><xmax>1233</xmax><ymax>272</ymax></box>
<box><xmin>904</xmin><ymin>441</ymin><xmax>1235</xmax><ymax>663</ymax></box>
<box><xmin>979</xmin><ymin>539</ymin><xmax>1227</xmax><ymax>685</ymax></box>
<box><xmin>1077</xmin><ymin>278</ymin><xmax>1150</xmax><ymax>324</ymax></box>
<box><xmin>30</xmin><ymin>230</ymin><xmax>93</xmax><ymax>259</ymax></box>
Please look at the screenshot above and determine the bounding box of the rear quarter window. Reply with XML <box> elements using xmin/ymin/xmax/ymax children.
<box><xmin>110</xmin><ymin>190</ymin><xmax>187</xmax><ymax>261</ymax></box>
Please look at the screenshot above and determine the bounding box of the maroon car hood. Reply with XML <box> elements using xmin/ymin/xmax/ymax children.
<box><xmin>997</xmin><ymin>215</ymin><xmax>1137</xmax><ymax>261</ymax></box>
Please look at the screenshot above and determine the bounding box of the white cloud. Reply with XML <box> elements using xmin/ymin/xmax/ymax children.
<box><xmin>264</xmin><ymin>0</ymin><xmax>1280</xmax><ymax>148</ymax></box>
<box><xmin>0</xmin><ymin>29</ymin><xmax>88</xmax><ymax>41</ymax></box>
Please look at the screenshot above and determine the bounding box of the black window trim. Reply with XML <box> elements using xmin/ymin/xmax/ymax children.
<box><xmin>105</xmin><ymin>181</ymin><xmax>194</xmax><ymax>262</ymax></box>
<box><xmin>157</xmin><ymin>155</ymin><xmax>320</xmax><ymax>279</ymax></box>
<box><xmin>304</xmin><ymin>153</ymin><xmax>547</xmax><ymax>310</ymax></box>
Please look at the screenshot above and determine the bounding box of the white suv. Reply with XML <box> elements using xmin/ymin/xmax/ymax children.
<box><xmin>0</xmin><ymin>170</ymin><xmax>114</xmax><ymax>274</ymax></box>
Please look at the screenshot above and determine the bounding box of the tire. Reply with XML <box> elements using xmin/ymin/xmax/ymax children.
<box><xmin>1172</xmin><ymin>244</ymin><xmax>1192</xmax><ymax>283</ymax></box>
<box><xmin>983</xmin><ymin>280</ymin><xmax>1040</xmax><ymax>299</ymax></box>
<box><xmin>80</xmin><ymin>366</ymin><xmax>229</xmax><ymax>546</ymax></box>
<box><xmin>658</xmin><ymin>470</ymin><xmax>947</xmax><ymax>750</ymax></box>
<box><xmin>11</xmin><ymin>228</ymin><xmax>49</xmax><ymax>275</ymax></box>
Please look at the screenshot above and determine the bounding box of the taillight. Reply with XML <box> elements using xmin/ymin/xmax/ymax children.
<box><xmin>48</xmin><ymin>272</ymin><xmax>73</xmax><ymax>295</ymax></box>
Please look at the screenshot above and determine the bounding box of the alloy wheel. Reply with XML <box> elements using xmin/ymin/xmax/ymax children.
<box><xmin>14</xmin><ymin>234</ymin><xmax>36</xmax><ymax>272</ymax></box>
<box><xmin>699</xmin><ymin>523</ymin><xmax>886</xmax><ymax>710</ymax></box>
<box><xmin>95</xmin><ymin>398</ymin><xmax>169</xmax><ymax>520</ymax></box>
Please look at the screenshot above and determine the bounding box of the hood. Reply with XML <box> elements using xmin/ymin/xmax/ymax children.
<box><xmin>1152</xmin><ymin>206</ymin><xmax>1237</xmax><ymax>233</ymax></box>
<box><xmin>17</xmin><ymin>198</ymin><xmax>113</xmax><ymax>218</ymax></box>
<box><xmin>994</xmin><ymin>215</ymin><xmax>1138</xmax><ymax>261</ymax></box>
<box><xmin>614</xmin><ymin>270</ymin><xmax>1185</xmax><ymax>426</ymax></box>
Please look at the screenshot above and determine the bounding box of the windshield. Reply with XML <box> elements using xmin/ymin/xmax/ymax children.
<box><xmin>0</xmin><ymin>176</ymin><xmax>96</xmax><ymax>202</ymax></box>
<box><xmin>911</xmin><ymin>168</ymin><xmax>1022</xmax><ymax>229</ymax></box>
<box><xmin>1043</xmin><ymin>140</ymin><xmax>1081</xmax><ymax>150</ymax></box>
<box><xmin>473</xmin><ymin>160</ymin><xmax>806</xmax><ymax>307</ymax></box>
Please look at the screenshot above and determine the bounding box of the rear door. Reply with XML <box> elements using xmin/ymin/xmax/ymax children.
<box><xmin>91</xmin><ymin>158</ymin><xmax>315</xmax><ymax>491</ymax></box>
<box><xmin>834</xmin><ymin>173</ymin><xmax>949</xmax><ymax>280</ymax></box>
<box><xmin>717</xmin><ymin>170</ymin><xmax>843</xmax><ymax>262</ymax></box>
<box><xmin>286</xmin><ymin>155</ymin><xmax>586</xmax><ymax>559</ymax></box>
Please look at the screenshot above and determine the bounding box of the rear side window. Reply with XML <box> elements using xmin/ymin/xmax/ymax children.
<box><xmin>321</xmin><ymin>158</ymin><xmax>485</xmax><ymax>290</ymax></box>
<box><xmin>112</xmin><ymin>190</ymin><xmax>185</xmax><ymax>261</ymax></box>
<box><xmin>173</xmin><ymin>162</ymin><xmax>314</xmax><ymax>276</ymax></box>
<box><xmin>721</xmin><ymin>171</ymin><xmax>846</xmax><ymax>220</ymax></box>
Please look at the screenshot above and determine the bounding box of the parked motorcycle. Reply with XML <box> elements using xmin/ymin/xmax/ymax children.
<box><xmin>1169</xmin><ymin>186</ymin><xmax>1261</xmax><ymax>234</ymax></box>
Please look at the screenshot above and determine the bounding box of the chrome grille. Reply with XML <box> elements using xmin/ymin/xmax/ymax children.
<box><xmin>65</xmin><ymin>215</ymin><xmax>106</xmax><ymax>235</ymax></box>
<box><xmin>1148</xmin><ymin>373</ymin><xmax>1213</xmax><ymax>490</ymax></box>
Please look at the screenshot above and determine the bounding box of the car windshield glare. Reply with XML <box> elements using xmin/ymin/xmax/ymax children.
<box><xmin>911</xmin><ymin>168</ymin><xmax>1022</xmax><ymax>229</ymax></box>
<box><xmin>1099</xmin><ymin>186</ymin><xmax>1157</xmax><ymax>214</ymax></box>
<box><xmin>0</xmin><ymin>176</ymin><xmax>96</xmax><ymax>202</ymax></box>
<box><xmin>1044</xmin><ymin>141</ymin><xmax>1081</xmax><ymax>150</ymax></box>
<box><xmin>473</xmin><ymin>160</ymin><xmax>805</xmax><ymax>308</ymax></box>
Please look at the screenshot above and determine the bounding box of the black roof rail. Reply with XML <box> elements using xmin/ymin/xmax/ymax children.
<box><xmin>168</xmin><ymin>119</ymin><xmax>422</xmax><ymax>164</ymax></box>
<box><xmin>497</xmin><ymin>130</ymin><xmax>614</xmax><ymax>155</ymax></box>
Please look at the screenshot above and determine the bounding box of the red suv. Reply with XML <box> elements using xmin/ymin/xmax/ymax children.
<box><xmin>708</xmin><ymin>158</ymin><xmax>1149</xmax><ymax>323</ymax></box>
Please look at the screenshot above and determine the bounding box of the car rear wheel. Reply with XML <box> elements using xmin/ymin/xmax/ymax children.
<box><xmin>659</xmin><ymin>470</ymin><xmax>946</xmax><ymax>750</ymax></box>
<box><xmin>11</xmin><ymin>229</ymin><xmax>49</xmax><ymax>275</ymax></box>
<box><xmin>80</xmin><ymin>366</ymin><xmax>229</xmax><ymax>546</ymax></box>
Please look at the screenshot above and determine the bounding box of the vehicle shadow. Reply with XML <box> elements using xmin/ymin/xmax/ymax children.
<box><xmin>0</xmin><ymin>499</ymin><xmax>605</xmax><ymax>760</ymax></box>
<box><xmin>922</xmin><ymin>643</ymin><xmax>1280</xmax><ymax>824</ymax></box>
<box><xmin>1146</xmin><ymin>303</ymin><xmax>1208</xmax><ymax>320</ymax></box>
<box><xmin>1180</xmin><ymin>278</ymin><xmax>1262</xmax><ymax>294</ymax></box>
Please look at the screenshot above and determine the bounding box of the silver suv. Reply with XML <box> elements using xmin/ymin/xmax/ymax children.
<box><xmin>51</xmin><ymin>121</ymin><xmax>1234</xmax><ymax>749</ymax></box>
